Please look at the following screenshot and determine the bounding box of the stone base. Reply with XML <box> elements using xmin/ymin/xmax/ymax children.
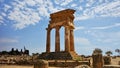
<box><xmin>103</xmin><ymin>65</ymin><xmax>120</xmax><ymax>68</ymax></box>
<box><xmin>39</xmin><ymin>51</ymin><xmax>78</xmax><ymax>60</ymax></box>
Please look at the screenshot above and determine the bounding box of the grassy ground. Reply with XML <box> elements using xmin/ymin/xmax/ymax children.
<box><xmin>0</xmin><ymin>65</ymin><xmax>33</xmax><ymax>68</ymax></box>
<box><xmin>0</xmin><ymin>65</ymin><xmax>65</xmax><ymax>68</ymax></box>
<box><xmin>0</xmin><ymin>57</ymin><xmax>119</xmax><ymax>68</ymax></box>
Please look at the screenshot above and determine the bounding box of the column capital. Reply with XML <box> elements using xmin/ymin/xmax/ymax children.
<box><xmin>46</xmin><ymin>28</ymin><xmax>51</xmax><ymax>31</ymax></box>
<box><xmin>64</xmin><ymin>26</ymin><xmax>70</xmax><ymax>29</ymax></box>
<box><xmin>55</xmin><ymin>26</ymin><xmax>61</xmax><ymax>30</ymax></box>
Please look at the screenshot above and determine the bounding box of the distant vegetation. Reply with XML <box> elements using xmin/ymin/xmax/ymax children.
<box><xmin>105</xmin><ymin>51</ymin><xmax>112</xmax><ymax>56</ymax></box>
<box><xmin>93</xmin><ymin>48</ymin><xmax>102</xmax><ymax>54</ymax></box>
<box><xmin>115</xmin><ymin>49</ymin><xmax>120</xmax><ymax>56</ymax></box>
<box><xmin>0</xmin><ymin>47</ymin><xmax>29</xmax><ymax>56</ymax></box>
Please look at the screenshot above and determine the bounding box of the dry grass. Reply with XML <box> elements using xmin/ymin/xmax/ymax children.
<box><xmin>111</xmin><ymin>57</ymin><xmax>120</xmax><ymax>65</ymax></box>
<box><xmin>0</xmin><ymin>65</ymin><xmax>33</xmax><ymax>68</ymax></box>
<box><xmin>0</xmin><ymin>57</ymin><xmax>120</xmax><ymax>68</ymax></box>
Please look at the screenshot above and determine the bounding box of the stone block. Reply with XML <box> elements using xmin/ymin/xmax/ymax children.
<box><xmin>34</xmin><ymin>60</ymin><xmax>48</xmax><ymax>68</ymax></box>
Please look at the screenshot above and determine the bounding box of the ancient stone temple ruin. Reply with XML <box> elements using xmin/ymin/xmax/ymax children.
<box><xmin>39</xmin><ymin>9</ymin><xmax>78</xmax><ymax>60</ymax></box>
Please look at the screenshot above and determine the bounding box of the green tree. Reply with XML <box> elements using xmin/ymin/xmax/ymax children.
<box><xmin>105</xmin><ymin>51</ymin><xmax>112</xmax><ymax>56</ymax></box>
<box><xmin>115</xmin><ymin>49</ymin><xmax>120</xmax><ymax>56</ymax></box>
<box><xmin>93</xmin><ymin>48</ymin><xmax>102</xmax><ymax>54</ymax></box>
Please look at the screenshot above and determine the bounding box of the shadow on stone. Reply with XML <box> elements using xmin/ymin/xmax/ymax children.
<box><xmin>34</xmin><ymin>60</ymin><xmax>48</xmax><ymax>68</ymax></box>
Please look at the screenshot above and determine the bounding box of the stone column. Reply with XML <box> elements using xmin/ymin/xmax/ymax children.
<box><xmin>65</xmin><ymin>26</ymin><xmax>70</xmax><ymax>52</ymax></box>
<box><xmin>46</xmin><ymin>28</ymin><xmax>51</xmax><ymax>53</ymax></box>
<box><xmin>92</xmin><ymin>53</ymin><xmax>103</xmax><ymax>68</ymax></box>
<box><xmin>55</xmin><ymin>27</ymin><xmax>60</xmax><ymax>52</ymax></box>
<box><xmin>70</xmin><ymin>29</ymin><xmax>75</xmax><ymax>51</ymax></box>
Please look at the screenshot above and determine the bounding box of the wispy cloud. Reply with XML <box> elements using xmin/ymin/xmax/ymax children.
<box><xmin>74</xmin><ymin>22</ymin><xmax>120</xmax><ymax>31</ymax></box>
<box><xmin>92</xmin><ymin>1</ymin><xmax>120</xmax><ymax>17</ymax></box>
<box><xmin>74</xmin><ymin>37</ymin><xmax>98</xmax><ymax>55</ymax></box>
<box><xmin>75</xmin><ymin>37</ymin><xmax>91</xmax><ymax>45</ymax></box>
<box><xmin>75</xmin><ymin>15</ymin><xmax>90</xmax><ymax>21</ymax></box>
<box><xmin>54</xmin><ymin>0</ymin><xmax>73</xmax><ymax>6</ymax></box>
<box><xmin>1</xmin><ymin>0</ymin><xmax>61</xmax><ymax>29</ymax></box>
<box><xmin>89</xmin><ymin>31</ymin><xmax>120</xmax><ymax>44</ymax></box>
<box><xmin>0</xmin><ymin>0</ymin><xmax>120</xmax><ymax>29</ymax></box>
<box><xmin>75</xmin><ymin>26</ymin><xmax>85</xmax><ymax>31</ymax></box>
<box><xmin>71</xmin><ymin>3</ymin><xmax>77</xmax><ymax>7</ymax></box>
<box><xmin>92</xmin><ymin>23</ymin><xmax>120</xmax><ymax>30</ymax></box>
<box><xmin>3</xmin><ymin>4</ymin><xmax>11</xmax><ymax>12</ymax></box>
<box><xmin>60</xmin><ymin>0</ymin><xmax>73</xmax><ymax>6</ymax></box>
<box><xmin>0</xmin><ymin>16</ymin><xmax>5</xmax><ymax>25</ymax></box>
<box><xmin>0</xmin><ymin>38</ymin><xmax>18</xmax><ymax>43</ymax></box>
<box><xmin>74</xmin><ymin>23</ymin><xmax>120</xmax><ymax>45</ymax></box>
<box><xmin>7</xmin><ymin>0</ymin><xmax>42</xmax><ymax>29</ymax></box>
<box><xmin>75</xmin><ymin>0</ymin><xmax>120</xmax><ymax>21</ymax></box>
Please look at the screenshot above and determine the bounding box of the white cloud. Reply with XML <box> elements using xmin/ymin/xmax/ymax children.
<box><xmin>6</xmin><ymin>0</ymin><xmax>56</xmax><ymax>29</ymax></box>
<box><xmin>75</xmin><ymin>26</ymin><xmax>85</xmax><ymax>31</ymax></box>
<box><xmin>25</xmin><ymin>0</ymin><xmax>36</xmax><ymax>6</ymax></box>
<box><xmin>86</xmin><ymin>0</ymin><xmax>97</xmax><ymax>7</ymax></box>
<box><xmin>74</xmin><ymin>30</ymin><xmax>120</xmax><ymax>55</ymax></box>
<box><xmin>54</xmin><ymin>0</ymin><xmax>73</xmax><ymax>6</ymax></box>
<box><xmin>75</xmin><ymin>0</ymin><xmax>120</xmax><ymax>21</ymax></box>
<box><xmin>78</xmin><ymin>6</ymin><xmax>83</xmax><ymax>11</ymax></box>
<box><xmin>74</xmin><ymin>23</ymin><xmax>120</xmax><ymax>31</ymax></box>
<box><xmin>79</xmin><ymin>0</ymin><xmax>84</xmax><ymax>3</ymax></box>
<box><xmin>5</xmin><ymin>0</ymin><xmax>61</xmax><ymax>29</ymax></box>
<box><xmin>92</xmin><ymin>23</ymin><xmax>120</xmax><ymax>30</ymax></box>
<box><xmin>8</xmin><ymin>5</ymin><xmax>41</xmax><ymax>29</ymax></box>
<box><xmin>1</xmin><ymin>0</ymin><xmax>120</xmax><ymax>29</ymax></box>
<box><xmin>3</xmin><ymin>4</ymin><xmax>11</xmax><ymax>12</ymax></box>
<box><xmin>74</xmin><ymin>23</ymin><xmax>120</xmax><ymax>45</ymax></box>
<box><xmin>74</xmin><ymin>37</ymin><xmax>98</xmax><ymax>55</ymax></box>
<box><xmin>93</xmin><ymin>1</ymin><xmax>120</xmax><ymax>17</ymax></box>
<box><xmin>6</xmin><ymin>0</ymin><xmax>41</xmax><ymax>29</ymax></box>
<box><xmin>75</xmin><ymin>37</ymin><xmax>91</xmax><ymax>45</ymax></box>
<box><xmin>71</xmin><ymin>4</ymin><xmax>77</xmax><ymax>7</ymax></box>
<box><xmin>98</xmin><ymin>0</ymin><xmax>103</xmax><ymax>3</ymax></box>
<box><xmin>0</xmin><ymin>16</ymin><xmax>4</xmax><ymax>25</ymax></box>
<box><xmin>0</xmin><ymin>38</ymin><xmax>18</xmax><ymax>43</ymax></box>
<box><xmin>89</xmin><ymin>31</ymin><xmax>120</xmax><ymax>44</ymax></box>
<box><xmin>0</xmin><ymin>16</ymin><xmax>3</xmax><ymax>20</ymax></box>
<box><xmin>1</xmin><ymin>12</ymin><xmax>6</xmax><ymax>17</ymax></box>
<box><xmin>86</xmin><ymin>3</ymin><xmax>90</xmax><ymax>7</ymax></box>
<box><xmin>75</xmin><ymin>15</ymin><xmax>90</xmax><ymax>21</ymax></box>
<box><xmin>37</xmin><ymin>6</ymin><xmax>49</xmax><ymax>17</ymax></box>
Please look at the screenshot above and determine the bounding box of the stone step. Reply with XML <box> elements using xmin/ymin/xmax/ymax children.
<box><xmin>69</xmin><ymin>51</ymin><xmax>79</xmax><ymax>59</ymax></box>
<box><xmin>39</xmin><ymin>51</ymin><xmax>79</xmax><ymax>60</ymax></box>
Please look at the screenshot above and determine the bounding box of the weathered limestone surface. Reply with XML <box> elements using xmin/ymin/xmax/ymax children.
<box><xmin>55</xmin><ymin>27</ymin><xmax>60</xmax><ymax>52</ymax></box>
<box><xmin>70</xmin><ymin>29</ymin><xmax>75</xmax><ymax>51</ymax></box>
<box><xmin>46</xmin><ymin>9</ymin><xmax>76</xmax><ymax>53</ymax></box>
<box><xmin>42</xmin><ymin>9</ymin><xmax>78</xmax><ymax>60</ymax></box>
<box><xmin>46</xmin><ymin>28</ymin><xmax>51</xmax><ymax>53</ymax></box>
<box><xmin>34</xmin><ymin>60</ymin><xmax>48</xmax><ymax>68</ymax></box>
<box><xmin>103</xmin><ymin>65</ymin><xmax>120</xmax><ymax>68</ymax></box>
<box><xmin>92</xmin><ymin>53</ymin><xmax>103</xmax><ymax>68</ymax></box>
<box><xmin>65</xmin><ymin>26</ymin><xmax>70</xmax><ymax>52</ymax></box>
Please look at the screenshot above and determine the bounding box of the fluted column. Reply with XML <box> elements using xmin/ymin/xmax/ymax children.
<box><xmin>46</xmin><ymin>28</ymin><xmax>51</xmax><ymax>53</ymax></box>
<box><xmin>65</xmin><ymin>26</ymin><xmax>70</xmax><ymax>52</ymax></box>
<box><xmin>55</xmin><ymin>27</ymin><xmax>61</xmax><ymax>52</ymax></box>
<box><xmin>70</xmin><ymin>29</ymin><xmax>75</xmax><ymax>51</ymax></box>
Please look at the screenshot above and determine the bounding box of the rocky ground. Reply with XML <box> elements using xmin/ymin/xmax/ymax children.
<box><xmin>0</xmin><ymin>57</ymin><xmax>120</xmax><ymax>68</ymax></box>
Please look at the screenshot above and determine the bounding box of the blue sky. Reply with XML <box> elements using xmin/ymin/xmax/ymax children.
<box><xmin>0</xmin><ymin>0</ymin><xmax>120</xmax><ymax>55</ymax></box>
